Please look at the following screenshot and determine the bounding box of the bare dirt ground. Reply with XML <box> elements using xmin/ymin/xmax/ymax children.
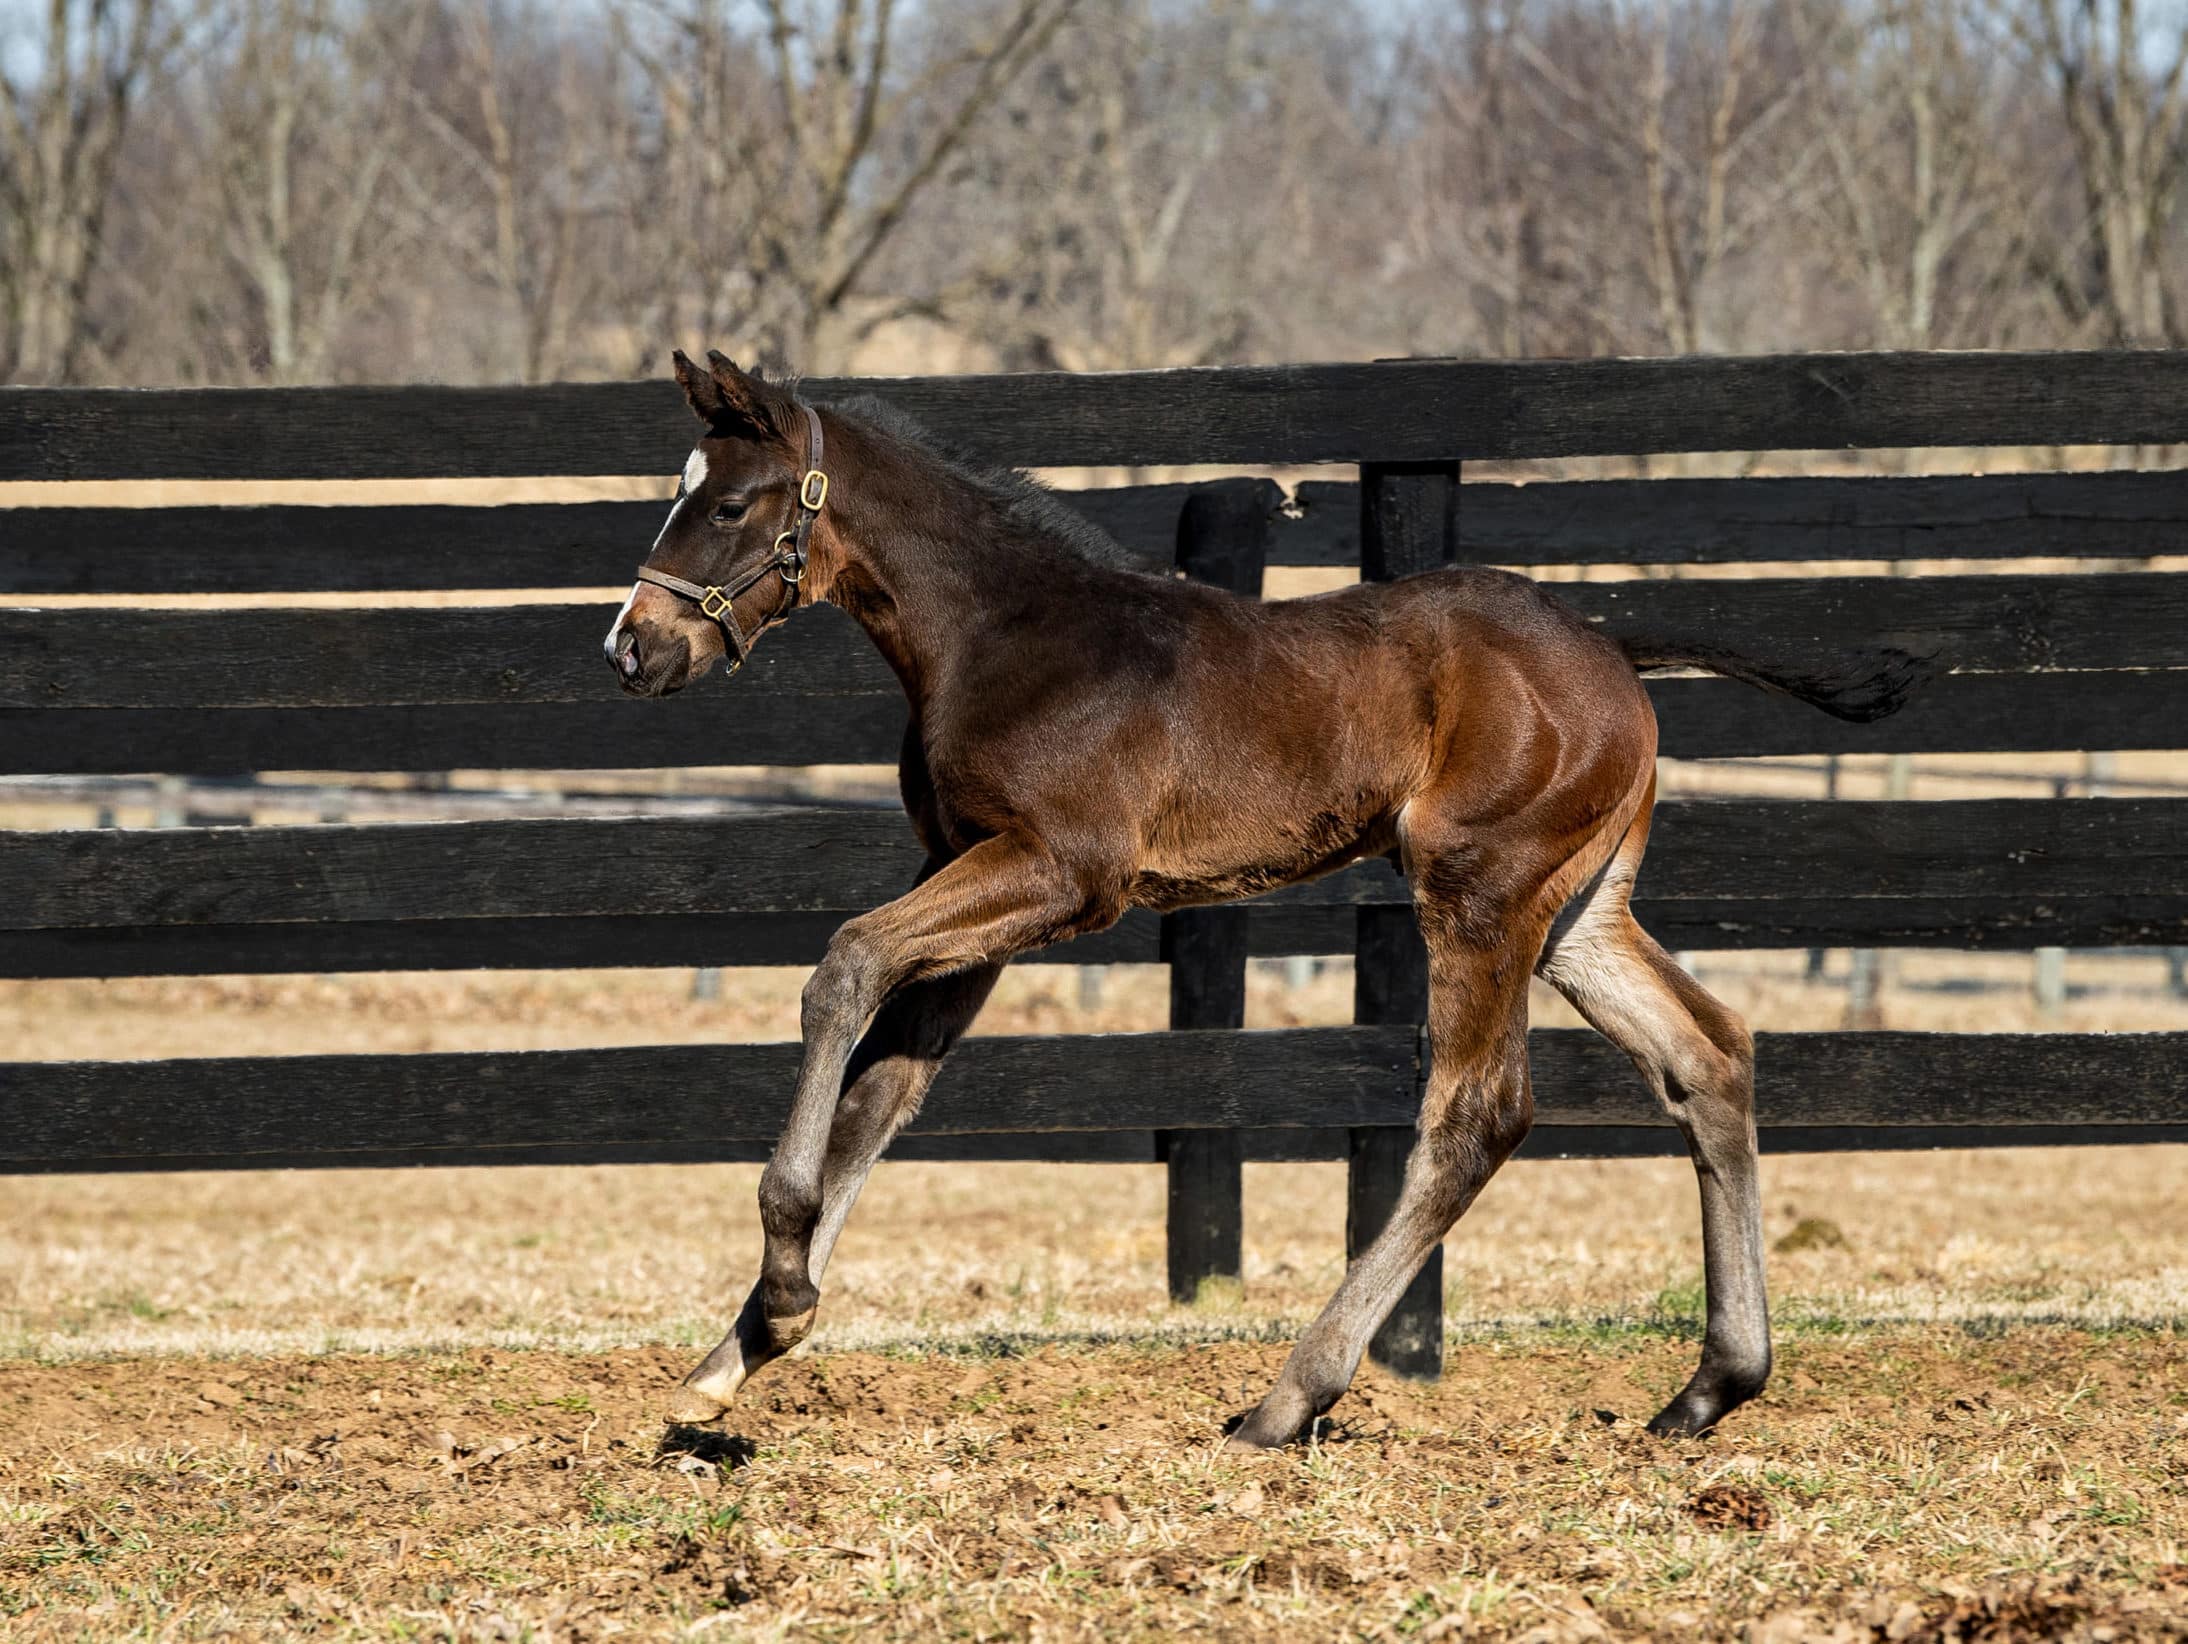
<box><xmin>3</xmin><ymin>1330</ymin><xmax>2184</xmax><ymax>1640</ymax></box>
<box><xmin>3</xmin><ymin>1145</ymin><xmax>2187</xmax><ymax>1639</ymax></box>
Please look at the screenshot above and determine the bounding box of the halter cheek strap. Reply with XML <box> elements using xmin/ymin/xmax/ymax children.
<box><xmin>633</xmin><ymin>403</ymin><xmax>828</xmax><ymax>672</ymax></box>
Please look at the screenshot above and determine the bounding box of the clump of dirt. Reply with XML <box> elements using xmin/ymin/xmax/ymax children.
<box><xmin>1893</xmin><ymin>1576</ymin><xmax>2093</xmax><ymax>1641</ymax></box>
<box><xmin>1686</xmin><ymin>1481</ymin><xmax>1773</xmax><ymax>1531</ymax></box>
<box><xmin>0</xmin><ymin>1330</ymin><xmax>2182</xmax><ymax>1641</ymax></box>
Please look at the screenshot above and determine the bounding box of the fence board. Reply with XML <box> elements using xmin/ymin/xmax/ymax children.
<box><xmin>0</xmin><ymin>1027</ymin><xmax>1418</xmax><ymax>1168</ymax></box>
<box><xmin>14</xmin><ymin>470</ymin><xmax>2184</xmax><ymax>595</ymax></box>
<box><xmin>8</xmin><ymin>352</ymin><xmax>2186</xmax><ymax>480</ymax></box>
<box><xmin>8</xmin><ymin>1122</ymin><xmax>2187</xmax><ymax>1176</ymax></box>
<box><xmin>11</xmin><ymin>576</ymin><xmax>2178</xmax><ymax>718</ymax></box>
<box><xmin>0</xmin><ymin>487</ymin><xmax>1252</xmax><ymax>593</ymax></box>
<box><xmin>3</xmin><ymin>1029</ymin><xmax>2178</xmax><ymax>1174</ymax></box>
<box><xmin>0</xmin><ymin>700</ymin><xmax>908</xmax><ymax>775</ymax></box>
<box><xmin>1558</xmin><ymin>573</ymin><xmax>2188</xmax><ymax>674</ymax></box>
<box><xmin>1296</xmin><ymin>470</ymin><xmax>2188</xmax><ymax>567</ymax></box>
<box><xmin>1649</xmin><ymin>670</ymin><xmax>2188</xmax><ymax>759</ymax></box>
<box><xmin>10</xmin><ymin>882</ymin><xmax>2188</xmax><ymax>979</ymax></box>
<box><xmin>9</xmin><ymin>802</ymin><xmax>2187</xmax><ymax>947</ymax></box>
<box><xmin>0</xmin><ymin>602</ymin><xmax>894</xmax><ymax>709</ymax></box>
<box><xmin>9</xmin><ymin>668</ymin><xmax>2183</xmax><ymax>778</ymax></box>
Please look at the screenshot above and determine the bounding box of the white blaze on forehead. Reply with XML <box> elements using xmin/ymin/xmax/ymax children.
<box><xmin>634</xmin><ymin>445</ymin><xmax>711</xmax><ymax>594</ymax></box>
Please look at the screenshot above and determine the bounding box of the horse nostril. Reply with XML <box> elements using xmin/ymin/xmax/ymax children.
<box><xmin>612</xmin><ymin>631</ymin><xmax>640</xmax><ymax>678</ymax></box>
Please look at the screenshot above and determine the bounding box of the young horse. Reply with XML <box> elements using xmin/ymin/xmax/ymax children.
<box><xmin>605</xmin><ymin>352</ymin><xmax>1917</xmax><ymax>1449</ymax></box>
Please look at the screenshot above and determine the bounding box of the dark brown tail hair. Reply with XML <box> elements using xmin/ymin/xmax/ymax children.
<box><xmin>1620</xmin><ymin>638</ymin><xmax>1929</xmax><ymax>724</ymax></box>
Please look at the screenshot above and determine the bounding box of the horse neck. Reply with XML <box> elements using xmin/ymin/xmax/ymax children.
<box><xmin>809</xmin><ymin>419</ymin><xmax>1058</xmax><ymax>703</ymax></box>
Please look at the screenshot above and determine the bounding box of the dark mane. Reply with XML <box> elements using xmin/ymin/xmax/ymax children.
<box><xmin>820</xmin><ymin>393</ymin><xmax>1150</xmax><ymax>573</ymax></box>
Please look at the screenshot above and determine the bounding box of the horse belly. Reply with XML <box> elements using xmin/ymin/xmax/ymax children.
<box><xmin>1129</xmin><ymin>784</ymin><xmax>1400</xmax><ymax>913</ymax></box>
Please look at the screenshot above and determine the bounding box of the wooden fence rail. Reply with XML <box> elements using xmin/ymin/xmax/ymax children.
<box><xmin>6</xmin><ymin>1030</ymin><xmax>2184</xmax><ymax>1176</ymax></box>
<box><xmin>8</xmin><ymin>351</ymin><xmax>2186</xmax><ymax>476</ymax></box>
<box><xmin>5</xmin><ymin>349</ymin><xmax>2185</xmax><ymax>1380</ymax></box>
<box><xmin>9</xmin><ymin>574</ymin><xmax>2185</xmax><ymax>777</ymax></box>
<box><xmin>9</xmin><ymin>470</ymin><xmax>2187</xmax><ymax>596</ymax></box>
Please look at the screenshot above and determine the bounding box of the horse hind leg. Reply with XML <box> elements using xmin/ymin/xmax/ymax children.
<box><xmin>1537</xmin><ymin>844</ymin><xmax>1770</xmax><ymax>1435</ymax></box>
<box><xmin>1228</xmin><ymin>898</ymin><xmax>1537</xmax><ymax>1450</ymax></box>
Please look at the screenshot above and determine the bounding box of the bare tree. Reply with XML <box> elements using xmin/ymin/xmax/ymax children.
<box><xmin>1035</xmin><ymin>0</ymin><xmax>1256</xmax><ymax>369</ymax></box>
<box><xmin>929</xmin><ymin>0</ymin><xmax>1374</xmax><ymax>371</ymax></box>
<box><xmin>1800</xmin><ymin>0</ymin><xmax>2059</xmax><ymax>349</ymax></box>
<box><xmin>1402</xmin><ymin>0</ymin><xmax>1620</xmax><ymax>358</ymax></box>
<box><xmin>0</xmin><ymin>0</ymin><xmax>176</xmax><ymax>382</ymax></box>
<box><xmin>391</xmin><ymin>0</ymin><xmax>617</xmax><ymax>382</ymax></box>
<box><xmin>608</xmin><ymin>0</ymin><xmax>1080</xmax><ymax>369</ymax></box>
<box><xmin>2014</xmin><ymin>0</ymin><xmax>2188</xmax><ymax>344</ymax></box>
<box><xmin>190</xmin><ymin>0</ymin><xmax>433</xmax><ymax>383</ymax></box>
<box><xmin>1506</xmin><ymin>0</ymin><xmax>1832</xmax><ymax>354</ymax></box>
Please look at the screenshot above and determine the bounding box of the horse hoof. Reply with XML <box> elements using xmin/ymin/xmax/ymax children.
<box><xmin>669</xmin><ymin>1359</ymin><xmax>748</xmax><ymax>1423</ymax></box>
<box><xmin>1223</xmin><ymin>1395</ymin><xmax>1311</xmax><ymax>1451</ymax></box>
<box><xmin>1645</xmin><ymin>1399</ymin><xmax>1718</xmax><ymax>1438</ymax></box>
<box><xmin>667</xmin><ymin>1385</ymin><xmax>730</xmax><ymax>1423</ymax></box>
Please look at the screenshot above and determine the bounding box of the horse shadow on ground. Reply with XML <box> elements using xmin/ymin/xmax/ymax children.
<box><xmin>656</xmin><ymin>1424</ymin><xmax>759</xmax><ymax>1470</ymax></box>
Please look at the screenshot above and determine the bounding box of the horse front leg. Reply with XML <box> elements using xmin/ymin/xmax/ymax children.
<box><xmin>735</xmin><ymin>835</ymin><xmax>1103</xmax><ymax>1387</ymax></box>
<box><xmin>671</xmin><ymin>958</ymin><xmax>1003</xmax><ymax>1421</ymax></box>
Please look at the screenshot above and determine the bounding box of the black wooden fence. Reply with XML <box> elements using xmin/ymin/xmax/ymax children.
<box><xmin>5</xmin><ymin>351</ymin><xmax>2187</xmax><ymax>1377</ymax></box>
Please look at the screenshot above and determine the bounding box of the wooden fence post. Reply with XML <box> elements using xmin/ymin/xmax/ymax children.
<box><xmin>1352</xmin><ymin>459</ymin><xmax>1459</xmax><ymax>1378</ymax></box>
<box><xmin>1159</xmin><ymin>477</ymin><xmax>1275</xmax><ymax>1305</ymax></box>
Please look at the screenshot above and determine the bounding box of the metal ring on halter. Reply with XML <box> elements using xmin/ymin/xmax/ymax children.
<box><xmin>774</xmin><ymin>530</ymin><xmax>807</xmax><ymax>583</ymax></box>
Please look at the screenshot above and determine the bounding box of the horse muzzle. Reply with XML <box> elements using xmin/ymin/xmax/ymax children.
<box><xmin>605</xmin><ymin>621</ymin><xmax>700</xmax><ymax>698</ymax></box>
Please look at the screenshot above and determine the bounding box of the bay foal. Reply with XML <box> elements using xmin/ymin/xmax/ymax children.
<box><xmin>605</xmin><ymin>353</ymin><xmax>1916</xmax><ymax>1448</ymax></box>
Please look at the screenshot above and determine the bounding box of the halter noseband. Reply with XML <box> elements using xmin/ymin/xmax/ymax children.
<box><xmin>632</xmin><ymin>402</ymin><xmax>829</xmax><ymax>672</ymax></box>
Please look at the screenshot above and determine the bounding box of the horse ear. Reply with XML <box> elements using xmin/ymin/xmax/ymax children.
<box><xmin>706</xmin><ymin>350</ymin><xmax>796</xmax><ymax>442</ymax></box>
<box><xmin>671</xmin><ymin>349</ymin><xmax>726</xmax><ymax>424</ymax></box>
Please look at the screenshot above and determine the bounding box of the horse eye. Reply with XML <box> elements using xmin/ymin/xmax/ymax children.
<box><xmin>710</xmin><ymin>499</ymin><xmax>748</xmax><ymax>525</ymax></box>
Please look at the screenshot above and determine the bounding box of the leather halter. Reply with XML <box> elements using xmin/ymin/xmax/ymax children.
<box><xmin>632</xmin><ymin>403</ymin><xmax>828</xmax><ymax>672</ymax></box>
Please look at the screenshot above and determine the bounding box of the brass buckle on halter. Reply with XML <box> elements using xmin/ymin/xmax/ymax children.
<box><xmin>800</xmin><ymin>470</ymin><xmax>830</xmax><ymax>512</ymax></box>
<box><xmin>698</xmin><ymin>585</ymin><xmax>733</xmax><ymax>620</ymax></box>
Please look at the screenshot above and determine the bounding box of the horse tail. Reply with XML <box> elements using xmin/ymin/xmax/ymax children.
<box><xmin>1618</xmin><ymin>635</ymin><xmax>1928</xmax><ymax>724</ymax></box>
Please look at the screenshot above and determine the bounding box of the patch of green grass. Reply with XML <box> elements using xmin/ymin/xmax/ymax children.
<box><xmin>1649</xmin><ymin>1276</ymin><xmax>1706</xmax><ymax>1327</ymax></box>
